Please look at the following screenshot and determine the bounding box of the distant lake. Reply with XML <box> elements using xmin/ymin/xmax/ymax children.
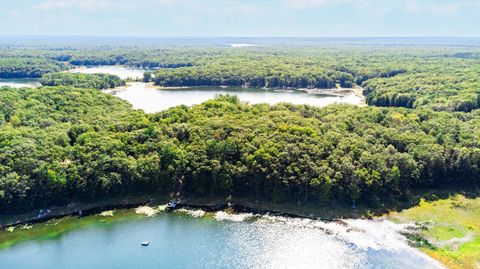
<box><xmin>67</xmin><ymin>66</ymin><xmax>149</xmax><ymax>80</ymax></box>
<box><xmin>112</xmin><ymin>82</ymin><xmax>363</xmax><ymax>113</ymax></box>
<box><xmin>0</xmin><ymin>78</ymin><xmax>41</xmax><ymax>88</ymax></box>
<box><xmin>0</xmin><ymin>211</ymin><xmax>443</xmax><ymax>269</ymax></box>
<box><xmin>0</xmin><ymin>67</ymin><xmax>364</xmax><ymax>113</ymax></box>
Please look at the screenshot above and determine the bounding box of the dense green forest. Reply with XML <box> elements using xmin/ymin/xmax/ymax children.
<box><xmin>153</xmin><ymin>56</ymin><xmax>354</xmax><ymax>88</ymax></box>
<box><xmin>0</xmin><ymin>48</ymin><xmax>195</xmax><ymax>68</ymax></box>
<box><xmin>2</xmin><ymin>46</ymin><xmax>480</xmax><ymax>112</ymax></box>
<box><xmin>362</xmin><ymin>58</ymin><xmax>480</xmax><ymax>112</ymax></box>
<box><xmin>1</xmin><ymin>44</ymin><xmax>480</xmax><ymax>213</ymax></box>
<box><xmin>1</xmin><ymin>86</ymin><xmax>479</xmax><ymax>212</ymax></box>
<box><xmin>40</xmin><ymin>73</ymin><xmax>125</xmax><ymax>89</ymax></box>
<box><xmin>0</xmin><ymin>58</ymin><xmax>71</xmax><ymax>78</ymax></box>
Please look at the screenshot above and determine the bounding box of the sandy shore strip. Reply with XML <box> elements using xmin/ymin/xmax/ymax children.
<box><xmin>351</xmin><ymin>87</ymin><xmax>367</xmax><ymax>106</ymax></box>
<box><xmin>1</xmin><ymin>194</ymin><xmax>385</xmax><ymax>228</ymax></box>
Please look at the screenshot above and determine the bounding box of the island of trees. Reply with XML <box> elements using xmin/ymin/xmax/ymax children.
<box><xmin>40</xmin><ymin>73</ymin><xmax>125</xmax><ymax>89</ymax></box>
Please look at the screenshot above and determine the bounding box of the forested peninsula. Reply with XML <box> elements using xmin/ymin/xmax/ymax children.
<box><xmin>1</xmin><ymin>87</ymin><xmax>479</xmax><ymax>213</ymax></box>
<box><xmin>40</xmin><ymin>73</ymin><xmax>125</xmax><ymax>89</ymax></box>
<box><xmin>2</xmin><ymin>43</ymin><xmax>480</xmax><ymax>268</ymax></box>
<box><xmin>0</xmin><ymin>58</ymin><xmax>71</xmax><ymax>78</ymax></box>
<box><xmin>0</xmin><ymin>45</ymin><xmax>480</xmax><ymax>214</ymax></box>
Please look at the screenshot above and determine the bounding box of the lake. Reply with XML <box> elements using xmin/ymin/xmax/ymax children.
<box><xmin>0</xmin><ymin>209</ymin><xmax>443</xmax><ymax>269</ymax></box>
<box><xmin>0</xmin><ymin>66</ymin><xmax>364</xmax><ymax>114</ymax></box>
<box><xmin>49</xmin><ymin>66</ymin><xmax>364</xmax><ymax>112</ymax></box>
<box><xmin>67</xmin><ymin>66</ymin><xmax>149</xmax><ymax>80</ymax></box>
<box><xmin>0</xmin><ymin>78</ymin><xmax>41</xmax><ymax>88</ymax></box>
<box><xmin>112</xmin><ymin>82</ymin><xmax>363</xmax><ymax>113</ymax></box>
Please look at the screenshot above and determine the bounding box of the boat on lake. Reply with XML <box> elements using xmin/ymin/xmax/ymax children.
<box><xmin>166</xmin><ymin>200</ymin><xmax>179</xmax><ymax>211</ymax></box>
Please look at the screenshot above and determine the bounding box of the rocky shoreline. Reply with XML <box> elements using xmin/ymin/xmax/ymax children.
<box><xmin>0</xmin><ymin>196</ymin><xmax>377</xmax><ymax>228</ymax></box>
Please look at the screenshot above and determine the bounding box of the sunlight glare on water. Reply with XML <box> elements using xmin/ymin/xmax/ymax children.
<box><xmin>0</xmin><ymin>213</ymin><xmax>444</xmax><ymax>269</ymax></box>
<box><xmin>112</xmin><ymin>82</ymin><xmax>362</xmax><ymax>113</ymax></box>
<box><xmin>224</xmin><ymin>218</ymin><xmax>368</xmax><ymax>269</ymax></box>
<box><xmin>0</xmin><ymin>78</ymin><xmax>41</xmax><ymax>88</ymax></box>
<box><xmin>67</xmin><ymin>66</ymin><xmax>148</xmax><ymax>79</ymax></box>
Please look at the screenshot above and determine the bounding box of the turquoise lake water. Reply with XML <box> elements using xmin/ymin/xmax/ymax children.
<box><xmin>0</xmin><ymin>212</ymin><xmax>443</xmax><ymax>269</ymax></box>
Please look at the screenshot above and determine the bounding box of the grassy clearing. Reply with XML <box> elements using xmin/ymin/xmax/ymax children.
<box><xmin>389</xmin><ymin>195</ymin><xmax>480</xmax><ymax>269</ymax></box>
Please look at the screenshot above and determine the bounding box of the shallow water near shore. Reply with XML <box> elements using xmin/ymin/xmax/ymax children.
<box><xmin>67</xmin><ymin>66</ymin><xmax>149</xmax><ymax>80</ymax></box>
<box><xmin>0</xmin><ymin>78</ymin><xmax>41</xmax><ymax>88</ymax></box>
<box><xmin>0</xmin><ymin>210</ymin><xmax>443</xmax><ymax>269</ymax></box>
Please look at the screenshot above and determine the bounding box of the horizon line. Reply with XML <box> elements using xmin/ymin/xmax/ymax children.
<box><xmin>1</xmin><ymin>35</ymin><xmax>480</xmax><ymax>39</ymax></box>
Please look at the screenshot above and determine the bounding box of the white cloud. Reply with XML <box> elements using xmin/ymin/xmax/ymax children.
<box><xmin>428</xmin><ymin>2</ymin><xmax>462</xmax><ymax>14</ymax></box>
<box><xmin>228</xmin><ymin>3</ymin><xmax>260</xmax><ymax>15</ymax></box>
<box><xmin>282</xmin><ymin>0</ymin><xmax>393</xmax><ymax>17</ymax></box>
<box><xmin>283</xmin><ymin>0</ymin><xmax>480</xmax><ymax>17</ymax></box>
<box><xmin>34</xmin><ymin>0</ymin><xmax>112</xmax><ymax>11</ymax></box>
<box><xmin>405</xmin><ymin>1</ymin><xmax>421</xmax><ymax>14</ymax></box>
<box><xmin>33</xmin><ymin>0</ymin><xmax>179</xmax><ymax>11</ymax></box>
<box><xmin>426</xmin><ymin>0</ymin><xmax>480</xmax><ymax>15</ymax></box>
<box><xmin>283</xmin><ymin>0</ymin><xmax>358</xmax><ymax>8</ymax></box>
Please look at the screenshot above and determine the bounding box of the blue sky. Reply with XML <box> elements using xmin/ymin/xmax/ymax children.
<box><xmin>0</xmin><ymin>0</ymin><xmax>479</xmax><ymax>37</ymax></box>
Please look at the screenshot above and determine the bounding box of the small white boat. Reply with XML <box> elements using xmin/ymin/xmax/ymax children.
<box><xmin>141</xmin><ymin>241</ymin><xmax>150</xmax><ymax>246</ymax></box>
<box><xmin>166</xmin><ymin>199</ymin><xmax>178</xmax><ymax>211</ymax></box>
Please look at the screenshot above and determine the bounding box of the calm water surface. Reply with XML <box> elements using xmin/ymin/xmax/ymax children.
<box><xmin>0</xmin><ymin>78</ymin><xmax>41</xmax><ymax>88</ymax></box>
<box><xmin>67</xmin><ymin>66</ymin><xmax>148</xmax><ymax>79</ymax></box>
<box><xmin>113</xmin><ymin>82</ymin><xmax>362</xmax><ymax>113</ymax></box>
<box><xmin>0</xmin><ymin>212</ymin><xmax>443</xmax><ymax>269</ymax></box>
<box><xmin>62</xmin><ymin>66</ymin><xmax>363</xmax><ymax>112</ymax></box>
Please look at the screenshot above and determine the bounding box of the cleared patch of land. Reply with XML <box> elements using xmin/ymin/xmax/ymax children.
<box><xmin>389</xmin><ymin>195</ymin><xmax>480</xmax><ymax>269</ymax></box>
